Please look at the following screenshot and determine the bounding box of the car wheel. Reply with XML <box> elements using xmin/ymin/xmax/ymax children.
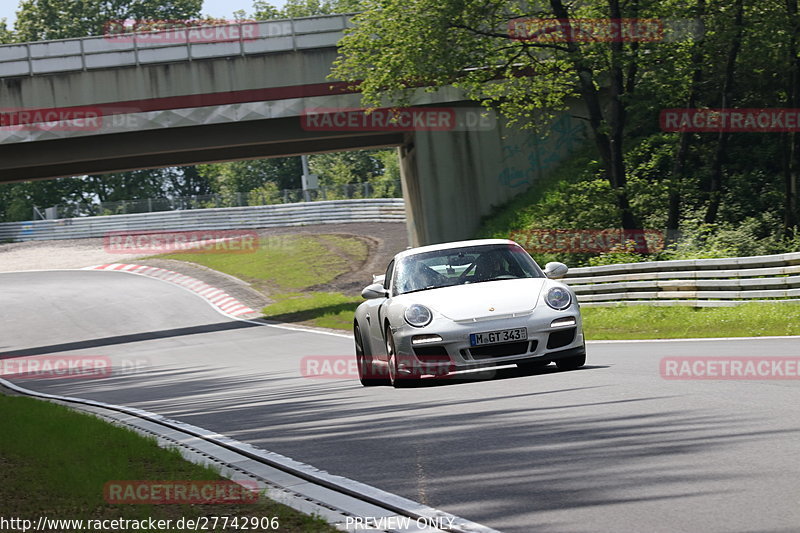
<box><xmin>385</xmin><ymin>325</ymin><xmax>419</xmax><ymax>388</ymax></box>
<box><xmin>517</xmin><ymin>360</ymin><xmax>551</xmax><ymax>373</ymax></box>
<box><xmin>555</xmin><ymin>350</ymin><xmax>586</xmax><ymax>371</ymax></box>
<box><xmin>356</xmin><ymin>323</ymin><xmax>387</xmax><ymax>386</ymax></box>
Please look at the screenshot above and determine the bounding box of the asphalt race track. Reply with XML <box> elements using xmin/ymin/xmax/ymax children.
<box><xmin>2</xmin><ymin>269</ymin><xmax>799</xmax><ymax>532</ymax></box>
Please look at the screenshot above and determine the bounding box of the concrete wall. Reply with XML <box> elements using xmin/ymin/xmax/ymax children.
<box><xmin>400</xmin><ymin>109</ymin><xmax>589</xmax><ymax>246</ymax></box>
<box><xmin>0</xmin><ymin>48</ymin><xmax>339</xmax><ymax>110</ymax></box>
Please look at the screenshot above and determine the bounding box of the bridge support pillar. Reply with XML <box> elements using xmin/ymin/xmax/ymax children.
<box><xmin>398</xmin><ymin>111</ymin><xmax>587</xmax><ymax>247</ymax></box>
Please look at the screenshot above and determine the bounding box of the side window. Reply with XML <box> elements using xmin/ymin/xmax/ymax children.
<box><xmin>383</xmin><ymin>260</ymin><xmax>394</xmax><ymax>292</ymax></box>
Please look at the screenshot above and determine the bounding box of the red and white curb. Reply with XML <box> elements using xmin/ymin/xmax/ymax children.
<box><xmin>83</xmin><ymin>264</ymin><xmax>259</xmax><ymax>318</ymax></box>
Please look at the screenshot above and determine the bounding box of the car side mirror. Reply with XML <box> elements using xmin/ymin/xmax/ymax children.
<box><xmin>361</xmin><ymin>282</ymin><xmax>388</xmax><ymax>300</ymax></box>
<box><xmin>544</xmin><ymin>262</ymin><xmax>569</xmax><ymax>279</ymax></box>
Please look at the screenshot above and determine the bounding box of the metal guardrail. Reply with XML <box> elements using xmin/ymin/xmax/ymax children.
<box><xmin>562</xmin><ymin>252</ymin><xmax>800</xmax><ymax>307</ymax></box>
<box><xmin>0</xmin><ymin>198</ymin><xmax>405</xmax><ymax>242</ymax></box>
<box><xmin>40</xmin><ymin>181</ymin><xmax>402</xmax><ymax>218</ymax></box>
<box><xmin>0</xmin><ymin>14</ymin><xmax>354</xmax><ymax>77</ymax></box>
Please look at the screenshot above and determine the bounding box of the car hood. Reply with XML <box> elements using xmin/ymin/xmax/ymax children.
<box><xmin>396</xmin><ymin>278</ymin><xmax>547</xmax><ymax>322</ymax></box>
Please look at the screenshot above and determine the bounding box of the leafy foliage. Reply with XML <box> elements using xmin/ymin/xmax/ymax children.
<box><xmin>14</xmin><ymin>0</ymin><xmax>202</xmax><ymax>41</ymax></box>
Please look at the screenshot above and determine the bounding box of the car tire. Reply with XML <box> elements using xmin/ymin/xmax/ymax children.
<box><xmin>517</xmin><ymin>360</ymin><xmax>551</xmax><ymax>373</ymax></box>
<box><xmin>355</xmin><ymin>323</ymin><xmax>387</xmax><ymax>386</ymax></box>
<box><xmin>385</xmin><ymin>325</ymin><xmax>419</xmax><ymax>388</ymax></box>
<box><xmin>555</xmin><ymin>350</ymin><xmax>586</xmax><ymax>371</ymax></box>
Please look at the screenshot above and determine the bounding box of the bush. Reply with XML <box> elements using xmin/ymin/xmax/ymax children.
<box><xmin>478</xmin><ymin>130</ymin><xmax>800</xmax><ymax>267</ymax></box>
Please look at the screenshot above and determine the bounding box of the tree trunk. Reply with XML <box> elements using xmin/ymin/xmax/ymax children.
<box><xmin>785</xmin><ymin>0</ymin><xmax>800</xmax><ymax>235</ymax></box>
<box><xmin>705</xmin><ymin>0</ymin><xmax>745</xmax><ymax>225</ymax></box>
<box><xmin>550</xmin><ymin>0</ymin><xmax>640</xmax><ymax>230</ymax></box>
<box><xmin>668</xmin><ymin>0</ymin><xmax>706</xmax><ymax>239</ymax></box>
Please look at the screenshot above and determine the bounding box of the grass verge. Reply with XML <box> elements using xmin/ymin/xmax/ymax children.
<box><xmin>158</xmin><ymin>234</ymin><xmax>368</xmax><ymax>294</ymax></box>
<box><xmin>261</xmin><ymin>292</ymin><xmax>362</xmax><ymax>330</ymax></box>
<box><xmin>259</xmin><ymin>300</ymin><xmax>800</xmax><ymax>339</ymax></box>
<box><xmin>157</xmin><ymin>233</ymin><xmax>798</xmax><ymax>340</ymax></box>
<box><xmin>0</xmin><ymin>394</ymin><xmax>337</xmax><ymax>532</ymax></box>
<box><xmin>157</xmin><ymin>234</ymin><xmax>368</xmax><ymax>329</ymax></box>
<box><xmin>582</xmin><ymin>303</ymin><xmax>800</xmax><ymax>340</ymax></box>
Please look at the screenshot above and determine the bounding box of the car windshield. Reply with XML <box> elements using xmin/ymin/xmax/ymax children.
<box><xmin>393</xmin><ymin>243</ymin><xmax>544</xmax><ymax>295</ymax></box>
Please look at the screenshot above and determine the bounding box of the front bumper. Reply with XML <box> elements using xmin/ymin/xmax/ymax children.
<box><xmin>392</xmin><ymin>310</ymin><xmax>586</xmax><ymax>376</ymax></box>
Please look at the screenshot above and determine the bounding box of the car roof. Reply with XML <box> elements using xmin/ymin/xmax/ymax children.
<box><xmin>393</xmin><ymin>238</ymin><xmax>519</xmax><ymax>261</ymax></box>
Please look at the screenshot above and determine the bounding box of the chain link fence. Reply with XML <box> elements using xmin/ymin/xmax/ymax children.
<box><xmin>36</xmin><ymin>181</ymin><xmax>402</xmax><ymax>219</ymax></box>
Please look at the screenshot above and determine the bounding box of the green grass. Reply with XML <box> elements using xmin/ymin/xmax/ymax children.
<box><xmin>582</xmin><ymin>303</ymin><xmax>800</xmax><ymax>340</ymax></box>
<box><xmin>157</xmin><ymin>232</ymin><xmax>800</xmax><ymax>339</ymax></box>
<box><xmin>261</xmin><ymin>299</ymin><xmax>800</xmax><ymax>338</ymax></box>
<box><xmin>0</xmin><ymin>394</ymin><xmax>337</xmax><ymax>531</ymax></box>
<box><xmin>262</xmin><ymin>292</ymin><xmax>362</xmax><ymax>330</ymax></box>
<box><xmin>157</xmin><ymin>234</ymin><xmax>369</xmax><ymax>329</ymax></box>
<box><xmin>159</xmin><ymin>234</ymin><xmax>368</xmax><ymax>293</ymax></box>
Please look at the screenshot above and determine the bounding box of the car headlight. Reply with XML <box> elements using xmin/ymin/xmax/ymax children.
<box><xmin>545</xmin><ymin>286</ymin><xmax>572</xmax><ymax>310</ymax></box>
<box><xmin>404</xmin><ymin>304</ymin><xmax>433</xmax><ymax>327</ymax></box>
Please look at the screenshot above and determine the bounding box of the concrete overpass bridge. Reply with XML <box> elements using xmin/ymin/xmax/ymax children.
<box><xmin>0</xmin><ymin>15</ymin><xmax>587</xmax><ymax>245</ymax></box>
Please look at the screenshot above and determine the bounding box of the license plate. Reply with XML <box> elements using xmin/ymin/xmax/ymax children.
<box><xmin>470</xmin><ymin>327</ymin><xmax>527</xmax><ymax>346</ymax></box>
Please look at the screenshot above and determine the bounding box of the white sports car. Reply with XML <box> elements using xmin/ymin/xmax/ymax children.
<box><xmin>353</xmin><ymin>238</ymin><xmax>586</xmax><ymax>387</ymax></box>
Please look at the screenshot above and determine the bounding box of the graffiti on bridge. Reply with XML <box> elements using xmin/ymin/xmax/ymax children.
<box><xmin>496</xmin><ymin>114</ymin><xmax>587</xmax><ymax>189</ymax></box>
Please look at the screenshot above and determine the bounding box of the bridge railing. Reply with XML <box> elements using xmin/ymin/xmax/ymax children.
<box><xmin>561</xmin><ymin>252</ymin><xmax>800</xmax><ymax>307</ymax></box>
<box><xmin>0</xmin><ymin>14</ymin><xmax>354</xmax><ymax>77</ymax></box>
<box><xmin>0</xmin><ymin>198</ymin><xmax>405</xmax><ymax>242</ymax></box>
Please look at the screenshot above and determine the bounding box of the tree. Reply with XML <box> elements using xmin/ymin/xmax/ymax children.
<box><xmin>166</xmin><ymin>166</ymin><xmax>214</xmax><ymax>198</ymax></box>
<box><xmin>704</xmin><ymin>0</ymin><xmax>745</xmax><ymax>225</ymax></box>
<box><xmin>0</xmin><ymin>18</ymin><xmax>12</xmax><ymax>43</ymax></box>
<box><xmin>14</xmin><ymin>0</ymin><xmax>202</xmax><ymax>41</ymax></box>
<box><xmin>331</xmin><ymin>0</ymin><xmax>715</xmax><ymax>229</ymax></box>
<box><xmin>310</xmin><ymin>151</ymin><xmax>382</xmax><ymax>187</ymax></box>
<box><xmin>785</xmin><ymin>0</ymin><xmax>800</xmax><ymax>235</ymax></box>
<box><xmin>197</xmin><ymin>157</ymin><xmax>303</xmax><ymax>205</ymax></box>
<box><xmin>666</xmin><ymin>0</ymin><xmax>706</xmax><ymax>235</ymax></box>
<box><xmin>252</xmin><ymin>0</ymin><xmax>362</xmax><ymax>20</ymax></box>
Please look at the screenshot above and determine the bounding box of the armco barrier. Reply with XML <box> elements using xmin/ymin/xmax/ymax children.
<box><xmin>561</xmin><ymin>252</ymin><xmax>800</xmax><ymax>307</ymax></box>
<box><xmin>0</xmin><ymin>198</ymin><xmax>405</xmax><ymax>242</ymax></box>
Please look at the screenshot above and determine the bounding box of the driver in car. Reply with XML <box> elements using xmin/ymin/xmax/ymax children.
<box><xmin>474</xmin><ymin>253</ymin><xmax>508</xmax><ymax>281</ymax></box>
